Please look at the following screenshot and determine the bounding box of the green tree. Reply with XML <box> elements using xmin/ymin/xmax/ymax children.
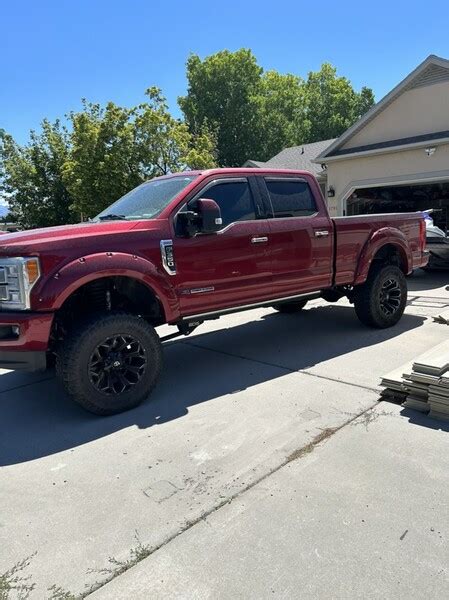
<box><xmin>180</xmin><ymin>50</ymin><xmax>374</xmax><ymax>165</ymax></box>
<box><xmin>64</xmin><ymin>87</ymin><xmax>216</xmax><ymax>218</ymax></box>
<box><xmin>1</xmin><ymin>51</ymin><xmax>375</xmax><ymax>229</ymax></box>
<box><xmin>255</xmin><ymin>71</ymin><xmax>310</xmax><ymax>160</ymax></box>
<box><xmin>304</xmin><ymin>63</ymin><xmax>375</xmax><ymax>142</ymax></box>
<box><xmin>134</xmin><ymin>87</ymin><xmax>216</xmax><ymax>177</ymax></box>
<box><xmin>62</xmin><ymin>99</ymin><xmax>142</xmax><ymax>218</ymax></box>
<box><xmin>179</xmin><ymin>49</ymin><xmax>262</xmax><ymax>167</ymax></box>
<box><xmin>1</xmin><ymin>87</ymin><xmax>217</xmax><ymax>227</ymax></box>
<box><xmin>0</xmin><ymin>120</ymin><xmax>73</xmax><ymax>229</ymax></box>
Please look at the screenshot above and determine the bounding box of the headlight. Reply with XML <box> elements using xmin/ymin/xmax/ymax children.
<box><xmin>0</xmin><ymin>257</ymin><xmax>41</xmax><ymax>310</ymax></box>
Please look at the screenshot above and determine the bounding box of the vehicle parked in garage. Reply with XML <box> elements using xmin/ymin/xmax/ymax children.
<box><xmin>423</xmin><ymin>209</ymin><xmax>449</xmax><ymax>269</ymax></box>
<box><xmin>0</xmin><ymin>168</ymin><xmax>428</xmax><ymax>414</ymax></box>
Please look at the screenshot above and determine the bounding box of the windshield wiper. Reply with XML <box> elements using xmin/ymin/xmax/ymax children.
<box><xmin>97</xmin><ymin>214</ymin><xmax>127</xmax><ymax>221</ymax></box>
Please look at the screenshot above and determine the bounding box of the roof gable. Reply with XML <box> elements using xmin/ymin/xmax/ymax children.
<box><xmin>316</xmin><ymin>55</ymin><xmax>449</xmax><ymax>161</ymax></box>
<box><xmin>406</xmin><ymin>62</ymin><xmax>449</xmax><ymax>90</ymax></box>
<box><xmin>245</xmin><ymin>139</ymin><xmax>335</xmax><ymax>174</ymax></box>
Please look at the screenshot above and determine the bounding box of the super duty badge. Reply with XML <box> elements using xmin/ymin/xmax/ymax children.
<box><xmin>160</xmin><ymin>239</ymin><xmax>176</xmax><ymax>275</ymax></box>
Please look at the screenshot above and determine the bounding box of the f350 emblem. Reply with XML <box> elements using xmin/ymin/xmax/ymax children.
<box><xmin>160</xmin><ymin>240</ymin><xmax>176</xmax><ymax>275</ymax></box>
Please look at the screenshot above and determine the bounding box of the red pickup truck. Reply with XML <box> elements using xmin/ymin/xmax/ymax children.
<box><xmin>0</xmin><ymin>168</ymin><xmax>427</xmax><ymax>414</ymax></box>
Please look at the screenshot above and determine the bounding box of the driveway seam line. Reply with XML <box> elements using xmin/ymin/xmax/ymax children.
<box><xmin>85</xmin><ymin>399</ymin><xmax>379</xmax><ymax>598</ymax></box>
<box><xmin>0</xmin><ymin>376</ymin><xmax>55</xmax><ymax>395</ymax></box>
<box><xmin>180</xmin><ymin>340</ymin><xmax>379</xmax><ymax>394</ymax></box>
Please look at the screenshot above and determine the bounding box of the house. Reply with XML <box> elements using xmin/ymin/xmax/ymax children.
<box><xmin>244</xmin><ymin>139</ymin><xmax>335</xmax><ymax>198</ymax></box>
<box><xmin>246</xmin><ymin>55</ymin><xmax>449</xmax><ymax>231</ymax></box>
<box><xmin>317</xmin><ymin>54</ymin><xmax>449</xmax><ymax>230</ymax></box>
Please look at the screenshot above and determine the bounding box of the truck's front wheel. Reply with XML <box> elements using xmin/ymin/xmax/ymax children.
<box><xmin>57</xmin><ymin>312</ymin><xmax>162</xmax><ymax>415</ymax></box>
<box><xmin>353</xmin><ymin>265</ymin><xmax>407</xmax><ymax>328</ymax></box>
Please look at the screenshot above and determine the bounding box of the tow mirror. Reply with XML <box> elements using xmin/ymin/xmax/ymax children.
<box><xmin>197</xmin><ymin>198</ymin><xmax>223</xmax><ymax>234</ymax></box>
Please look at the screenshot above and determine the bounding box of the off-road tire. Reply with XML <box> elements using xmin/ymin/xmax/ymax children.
<box><xmin>353</xmin><ymin>264</ymin><xmax>407</xmax><ymax>328</ymax></box>
<box><xmin>272</xmin><ymin>299</ymin><xmax>308</xmax><ymax>313</ymax></box>
<box><xmin>56</xmin><ymin>312</ymin><xmax>162</xmax><ymax>415</ymax></box>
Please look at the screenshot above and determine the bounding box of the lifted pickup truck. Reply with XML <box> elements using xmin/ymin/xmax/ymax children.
<box><xmin>0</xmin><ymin>168</ymin><xmax>427</xmax><ymax>414</ymax></box>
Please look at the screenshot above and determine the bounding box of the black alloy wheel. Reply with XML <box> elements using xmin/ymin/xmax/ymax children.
<box><xmin>57</xmin><ymin>312</ymin><xmax>163</xmax><ymax>415</ymax></box>
<box><xmin>378</xmin><ymin>277</ymin><xmax>402</xmax><ymax>317</ymax></box>
<box><xmin>353</xmin><ymin>264</ymin><xmax>407</xmax><ymax>328</ymax></box>
<box><xmin>88</xmin><ymin>334</ymin><xmax>147</xmax><ymax>395</ymax></box>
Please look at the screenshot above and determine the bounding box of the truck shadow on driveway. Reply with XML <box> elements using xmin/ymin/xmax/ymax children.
<box><xmin>407</xmin><ymin>269</ymin><xmax>449</xmax><ymax>293</ymax></box>
<box><xmin>0</xmin><ymin>305</ymin><xmax>425</xmax><ymax>466</ymax></box>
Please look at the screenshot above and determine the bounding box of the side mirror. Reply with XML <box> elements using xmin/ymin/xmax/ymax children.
<box><xmin>197</xmin><ymin>198</ymin><xmax>223</xmax><ymax>234</ymax></box>
<box><xmin>177</xmin><ymin>210</ymin><xmax>199</xmax><ymax>237</ymax></box>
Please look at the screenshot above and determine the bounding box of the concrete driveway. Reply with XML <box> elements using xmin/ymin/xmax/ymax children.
<box><xmin>1</xmin><ymin>270</ymin><xmax>448</xmax><ymax>598</ymax></box>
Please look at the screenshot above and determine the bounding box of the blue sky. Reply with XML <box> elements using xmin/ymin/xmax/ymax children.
<box><xmin>2</xmin><ymin>0</ymin><xmax>449</xmax><ymax>144</ymax></box>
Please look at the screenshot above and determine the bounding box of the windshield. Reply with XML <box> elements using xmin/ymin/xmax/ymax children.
<box><xmin>93</xmin><ymin>175</ymin><xmax>198</xmax><ymax>221</ymax></box>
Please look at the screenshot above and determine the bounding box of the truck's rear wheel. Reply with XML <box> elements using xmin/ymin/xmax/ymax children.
<box><xmin>353</xmin><ymin>265</ymin><xmax>407</xmax><ymax>328</ymax></box>
<box><xmin>57</xmin><ymin>312</ymin><xmax>162</xmax><ymax>415</ymax></box>
<box><xmin>272</xmin><ymin>299</ymin><xmax>308</xmax><ymax>313</ymax></box>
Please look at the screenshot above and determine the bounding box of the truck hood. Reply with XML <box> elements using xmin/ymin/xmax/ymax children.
<box><xmin>0</xmin><ymin>220</ymin><xmax>161</xmax><ymax>254</ymax></box>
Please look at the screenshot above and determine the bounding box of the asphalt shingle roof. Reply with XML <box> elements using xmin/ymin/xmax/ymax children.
<box><xmin>245</xmin><ymin>139</ymin><xmax>335</xmax><ymax>175</ymax></box>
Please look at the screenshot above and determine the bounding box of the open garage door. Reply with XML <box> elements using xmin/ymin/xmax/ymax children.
<box><xmin>347</xmin><ymin>181</ymin><xmax>449</xmax><ymax>231</ymax></box>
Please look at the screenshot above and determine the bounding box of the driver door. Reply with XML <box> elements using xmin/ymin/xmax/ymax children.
<box><xmin>172</xmin><ymin>177</ymin><xmax>272</xmax><ymax>316</ymax></box>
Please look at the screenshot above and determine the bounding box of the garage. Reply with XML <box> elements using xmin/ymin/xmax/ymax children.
<box><xmin>315</xmin><ymin>54</ymin><xmax>449</xmax><ymax>238</ymax></box>
<box><xmin>347</xmin><ymin>181</ymin><xmax>449</xmax><ymax>230</ymax></box>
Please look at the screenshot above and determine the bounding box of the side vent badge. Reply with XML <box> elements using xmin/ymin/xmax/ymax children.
<box><xmin>160</xmin><ymin>240</ymin><xmax>176</xmax><ymax>275</ymax></box>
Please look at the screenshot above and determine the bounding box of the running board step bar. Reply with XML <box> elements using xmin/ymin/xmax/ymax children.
<box><xmin>180</xmin><ymin>291</ymin><xmax>322</xmax><ymax>322</ymax></box>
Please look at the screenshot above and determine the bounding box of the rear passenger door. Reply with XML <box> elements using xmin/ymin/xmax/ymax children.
<box><xmin>258</xmin><ymin>176</ymin><xmax>333</xmax><ymax>296</ymax></box>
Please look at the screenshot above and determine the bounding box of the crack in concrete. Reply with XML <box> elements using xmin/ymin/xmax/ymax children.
<box><xmin>84</xmin><ymin>400</ymin><xmax>379</xmax><ymax>598</ymax></box>
<box><xmin>286</xmin><ymin>427</ymin><xmax>338</xmax><ymax>461</ymax></box>
<box><xmin>0</xmin><ymin>325</ymin><xmax>381</xmax><ymax>597</ymax></box>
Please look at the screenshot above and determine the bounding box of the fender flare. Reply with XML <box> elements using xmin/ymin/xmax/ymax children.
<box><xmin>353</xmin><ymin>227</ymin><xmax>412</xmax><ymax>285</ymax></box>
<box><xmin>34</xmin><ymin>252</ymin><xmax>179</xmax><ymax>321</ymax></box>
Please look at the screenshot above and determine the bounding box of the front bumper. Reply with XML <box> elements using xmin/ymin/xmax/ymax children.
<box><xmin>0</xmin><ymin>311</ymin><xmax>54</xmax><ymax>371</ymax></box>
<box><xmin>0</xmin><ymin>349</ymin><xmax>47</xmax><ymax>371</ymax></box>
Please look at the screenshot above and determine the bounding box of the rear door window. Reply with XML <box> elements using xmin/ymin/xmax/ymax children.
<box><xmin>264</xmin><ymin>179</ymin><xmax>317</xmax><ymax>218</ymax></box>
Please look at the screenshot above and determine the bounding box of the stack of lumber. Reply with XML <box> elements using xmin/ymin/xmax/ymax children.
<box><xmin>402</xmin><ymin>373</ymin><xmax>432</xmax><ymax>412</ymax></box>
<box><xmin>428</xmin><ymin>375</ymin><xmax>449</xmax><ymax>421</ymax></box>
<box><xmin>380</xmin><ymin>341</ymin><xmax>449</xmax><ymax>420</ymax></box>
<box><xmin>380</xmin><ymin>361</ymin><xmax>412</xmax><ymax>403</ymax></box>
<box><xmin>412</xmin><ymin>342</ymin><xmax>449</xmax><ymax>377</ymax></box>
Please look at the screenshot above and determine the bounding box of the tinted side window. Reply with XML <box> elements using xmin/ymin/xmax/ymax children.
<box><xmin>265</xmin><ymin>179</ymin><xmax>317</xmax><ymax>218</ymax></box>
<box><xmin>199</xmin><ymin>181</ymin><xmax>256</xmax><ymax>227</ymax></box>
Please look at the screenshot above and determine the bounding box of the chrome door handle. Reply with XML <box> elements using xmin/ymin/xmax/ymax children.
<box><xmin>314</xmin><ymin>230</ymin><xmax>329</xmax><ymax>238</ymax></box>
<box><xmin>251</xmin><ymin>236</ymin><xmax>268</xmax><ymax>244</ymax></box>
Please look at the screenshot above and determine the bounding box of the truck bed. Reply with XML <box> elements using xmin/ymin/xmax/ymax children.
<box><xmin>332</xmin><ymin>212</ymin><xmax>424</xmax><ymax>285</ymax></box>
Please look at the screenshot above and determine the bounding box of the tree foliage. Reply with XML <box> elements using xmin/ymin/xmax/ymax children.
<box><xmin>180</xmin><ymin>50</ymin><xmax>375</xmax><ymax>165</ymax></box>
<box><xmin>133</xmin><ymin>87</ymin><xmax>216</xmax><ymax>177</ymax></box>
<box><xmin>1</xmin><ymin>89</ymin><xmax>217</xmax><ymax>227</ymax></box>
<box><xmin>62</xmin><ymin>100</ymin><xmax>140</xmax><ymax>219</ymax></box>
<box><xmin>1</xmin><ymin>49</ymin><xmax>374</xmax><ymax>229</ymax></box>
<box><xmin>304</xmin><ymin>63</ymin><xmax>375</xmax><ymax>142</ymax></box>
<box><xmin>0</xmin><ymin>120</ymin><xmax>72</xmax><ymax>228</ymax></box>
<box><xmin>255</xmin><ymin>71</ymin><xmax>310</xmax><ymax>161</ymax></box>
<box><xmin>179</xmin><ymin>49</ymin><xmax>262</xmax><ymax>167</ymax></box>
